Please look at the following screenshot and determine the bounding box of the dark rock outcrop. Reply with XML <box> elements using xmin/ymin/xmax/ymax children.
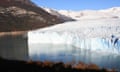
<box><xmin>0</xmin><ymin>0</ymin><xmax>65</xmax><ymax>32</ymax></box>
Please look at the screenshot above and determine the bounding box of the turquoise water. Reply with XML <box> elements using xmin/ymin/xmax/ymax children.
<box><xmin>29</xmin><ymin>44</ymin><xmax>120</xmax><ymax>71</ymax></box>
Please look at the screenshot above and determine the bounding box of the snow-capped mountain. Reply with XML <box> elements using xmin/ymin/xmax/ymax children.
<box><xmin>42</xmin><ymin>7</ymin><xmax>75</xmax><ymax>21</ymax></box>
<box><xmin>43</xmin><ymin>7</ymin><xmax>120</xmax><ymax>20</ymax></box>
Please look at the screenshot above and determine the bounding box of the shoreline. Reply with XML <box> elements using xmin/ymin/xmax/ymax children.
<box><xmin>0</xmin><ymin>31</ymin><xmax>27</xmax><ymax>37</ymax></box>
<box><xmin>0</xmin><ymin>57</ymin><xmax>117</xmax><ymax>72</ymax></box>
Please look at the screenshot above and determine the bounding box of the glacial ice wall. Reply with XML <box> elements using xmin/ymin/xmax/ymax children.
<box><xmin>28</xmin><ymin>18</ymin><xmax>120</xmax><ymax>54</ymax></box>
<box><xmin>28</xmin><ymin>31</ymin><xmax>120</xmax><ymax>54</ymax></box>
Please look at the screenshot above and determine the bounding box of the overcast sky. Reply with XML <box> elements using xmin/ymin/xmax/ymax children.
<box><xmin>31</xmin><ymin>0</ymin><xmax>120</xmax><ymax>11</ymax></box>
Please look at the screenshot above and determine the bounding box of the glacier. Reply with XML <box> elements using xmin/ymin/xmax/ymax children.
<box><xmin>28</xmin><ymin>18</ymin><xmax>120</xmax><ymax>54</ymax></box>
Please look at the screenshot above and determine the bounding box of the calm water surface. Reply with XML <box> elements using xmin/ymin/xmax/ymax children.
<box><xmin>0</xmin><ymin>34</ymin><xmax>120</xmax><ymax>71</ymax></box>
<box><xmin>29</xmin><ymin>43</ymin><xmax>120</xmax><ymax>70</ymax></box>
<box><xmin>0</xmin><ymin>34</ymin><xmax>28</xmax><ymax>60</ymax></box>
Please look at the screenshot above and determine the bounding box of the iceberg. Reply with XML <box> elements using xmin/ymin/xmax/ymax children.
<box><xmin>28</xmin><ymin>18</ymin><xmax>120</xmax><ymax>54</ymax></box>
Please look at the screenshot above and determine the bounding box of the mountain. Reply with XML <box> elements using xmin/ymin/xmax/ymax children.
<box><xmin>43</xmin><ymin>7</ymin><xmax>120</xmax><ymax>20</ymax></box>
<box><xmin>42</xmin><ymin>7</ymin><xmax>75</xmax><ymax>21</ymax></box>
<box><xmin>0</xmin><ymin>0</ymin><xmax>66</xmax><ymax>32</ymax></box>
<box><xmin>58</xmin><ymin>7</ymin><xmax>120</xmax><ymax>20</ymax></box>
<box><xmin>0</xmin><ymin>0</ymin><xmax>35</xmax><ymax>7</ymax></box>
<box><xmin>0</xmin><ymin>0</ymin><xmax>120</xmax><ymax>32</ymax></box>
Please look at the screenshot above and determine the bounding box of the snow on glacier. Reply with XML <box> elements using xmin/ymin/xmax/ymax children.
<box><xmin>28</xmin><ymin>18</ymin><xmax>120</xmax><ymax>54</ymax></box>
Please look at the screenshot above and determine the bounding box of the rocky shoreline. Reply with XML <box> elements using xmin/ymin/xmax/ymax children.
<box><xmin>0</xmin><ymin>57</ymin><xmax>117</xmax><ymax>72</ymax></box>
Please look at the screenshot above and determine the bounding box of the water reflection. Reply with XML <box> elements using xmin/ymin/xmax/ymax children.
<box><xmin>29</xmin><ymin>43</ymin><xmax>120</xmax><ymax>70</ymax></box>
<box><xmin>0</xmin><ymin>33</ymin><xmax>28</xmax><ymax>60</ymax></box>
<box><xmin>0</xmin><ymin>33</ymin><xmax>120</xmax><ymax>70</ymax></box>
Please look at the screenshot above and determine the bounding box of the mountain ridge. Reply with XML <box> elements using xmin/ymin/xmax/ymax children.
<box><xmin>43</xmin><ymin>7</ymin><xmax>120</xmax><ymax>20</ymax></box>
<box><xmin>0</xmin><ymin>0</ymin><xmax>66</xmax><ymax>32</ymax></box>
<box><xmin>0</xmin><ymin>0</ymin><xmax>120</xmax><ymax>32</ymax></box>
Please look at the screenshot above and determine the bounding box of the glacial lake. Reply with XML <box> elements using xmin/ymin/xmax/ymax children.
<box><xmin>0</xmin><ymin>33</ymin><xmax>120</xmax><ymax>71</ymax></box>
<box><xmin>29</xmin><ymin>43</ymin><xmax>120</xmax><ymax>70</ymax></box>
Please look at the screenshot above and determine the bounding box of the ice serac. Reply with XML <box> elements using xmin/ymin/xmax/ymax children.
<box><xmin>28</xmin><ymin>18</ymin><xmax>120</xmax><ymax>54</ymax></box>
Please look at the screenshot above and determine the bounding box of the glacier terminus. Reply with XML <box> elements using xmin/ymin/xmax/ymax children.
<box><xmin>28</xmin><ymin>18</ymin><xmax>120</xmax><ymax>54</ymax></box>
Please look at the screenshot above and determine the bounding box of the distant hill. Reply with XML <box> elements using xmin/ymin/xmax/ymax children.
<box><xmin>0</xmin><ymin>0</ymin><xmax>66</xmax><ymax>32</ymax></box>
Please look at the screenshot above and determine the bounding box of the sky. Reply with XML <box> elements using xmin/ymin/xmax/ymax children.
<box><xmin>31</xmin><ymin>0</ymin><xmax>120</xmax><ymax>11</ymax></box>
